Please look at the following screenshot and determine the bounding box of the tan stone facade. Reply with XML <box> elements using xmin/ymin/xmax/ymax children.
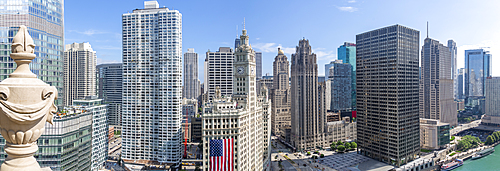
<box><xmin>272</xmin><ymin>48</ymin><xmax>291</xmax><ymax>139</ymax></box>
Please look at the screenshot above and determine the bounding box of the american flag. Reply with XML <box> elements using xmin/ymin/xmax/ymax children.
<box><xmin>210</xmin><ymin>138</ymin><xmax>234</xmax><ymax>171</ymax></box>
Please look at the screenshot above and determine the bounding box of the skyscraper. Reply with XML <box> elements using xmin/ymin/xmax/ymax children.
<box><xmin>0</xmin><ymin>0</ymin><xmax>64</xmax><ymax>106</ymax></box>
<box><xmin>204</xmin><ymin>47</ymin><xmax>234</xmax><ymax>100</ymax></box>
<box><xmin>325</xmin><ymin>60</ymin><xmax>352</xmax><ymax>111</ymax></box>
<box><xmin>234</xmin><ymin>37</ymin><xmax>241</xmax><ymax>49</ymax></box>
<box><xmin>420</xmin><ymin>38</ymin><xmax>457</xmax><ymax>126</ymax></box>
<box><xmin>202</xmin><ymin>27</ymin><xmax>271</xmax><ymax>171</ymax></box>
<box><xmin>183</xmin><ymin>48</ymin><xmax>199</xmax><ymax>99</ymax></box>
<box><xmin>291</xmin><ymin>39</ymin><xmax>324</xmax><ymax>151</ymax></box>
<box><xmin>64</xmin><ymin>42</ymin><xmax>97</xmax><ymax>106</ymax></box>
<box><xmin>122</xmin><ymin>1</ymin><xmax>182</xmax><ymax>165</ymax></box>
<box><xmin>448</xmin><ymin>40</ymin><xmax>458</xmax><ymax>100</ymax></box>
<box><xmin>272</xmin><ymin>48</ymin><xmax>291</xmax><ymax>139</ymax></box>
<box><xmin>457</xmin><ymin>68</ymin><xmax>465</xmax><ymax>99</ymax></box>
<box><xmin>72</xmin><ymin>97</ymin><xmax>109</xmax><ymax>171</ymax></box>
<box><xmin>97</xmin><ymin>63</ymin><xmax>123</xmax><ymax>129</ymax></box>
<box><xmin>337</xmin><ymin>42</ymin><xmax>357</xmax><ymax>109</ymax></box>
<box><xmin>256</xmin><ymin>52</ymin><xmax>262</xmax><ymax>80</ymax></box>
<box><xmin>482</xmin><ymin>77</ymin><xmax>500</xmax><ymax>126</ymax></box>
<box><xmin>464</xmin><ymin>49</ymin><xmax>492</xmax><ymax>98</ymax></box>
<box><xmin>356</xmin><ymin>25</ymin><xmax>420</xmax><ymax>166</ymax></box>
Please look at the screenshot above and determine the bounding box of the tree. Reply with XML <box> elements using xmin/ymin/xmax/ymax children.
<box><xmin>336</xmin><ymin>140</ymin><xmax>343</xmax><ymax>146</ymax></box>
<box><xmin>330</xmin><ymin>144</ymin><xmax>336</xmax><ymax>151</ymax></box>
<box><xmin>351</xmin><ymin>142</ymin><xmax>357</xmax><ymax>149</ymax></box>
<box><xmin>345</xmin><ymin>142</ymin><xmax>351</xmax><ymax>149</ymax></box>
<box><xmin>486</xmin><ymin>136</ymin><xmax>494</xmax><ymax>145</ymax></box>
<box><xmin>494</xmin><ymin>132</ymin><xmax>500</xmax><ymax>142</ymax></box>
<box><xmin>320</xmin><ymin>154</ymin><xmax>325</xmax><ymax>158</ymax></box>
<box><xmin>195</xmin><ymin>164</ymin><xmax>201</xmax><ymax>171</ymax></box>
<box><xmin>337</xmin><ymin>145</ymin><xmax>345</xmax><ymax>152</ymax></box>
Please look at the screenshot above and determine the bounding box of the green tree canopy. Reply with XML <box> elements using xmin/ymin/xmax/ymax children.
<box><xmin>457</xmin><ymin>135</ymin><xmax>481</xmax><ymax>150</ymax></box>
<box><xmin>337</xmin><ymin>145</ymin><xmax>345</xmax><ymax>152</ymax></box>
<box><xmin>486</xmin><ymin>136</ymin><xmax>495</xmax><ymax>145</ymax></box>
<box><xmin>345</xmin><ymin>142</ymin><xmax>351</xmax><ymax>149</ymax></box>
<box><xmin>330</xmin><ymin>144</ymin><xmax>336</xmax><ymax>150</ymax></box>
<box><xmin>336</xmin><ymin>140</ymin><xmax>343</xmax><ymax>146</ymax></box>
<box><xmin>351</xmin><ymin>142</ymin><xmax>357</xmax><ymax>149</ymax></box>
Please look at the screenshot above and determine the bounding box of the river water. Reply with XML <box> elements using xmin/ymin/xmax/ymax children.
<box><xmin>453</xmin><ymin>144</ymin><xmax>500</xmax><ymax>171</ymax></box>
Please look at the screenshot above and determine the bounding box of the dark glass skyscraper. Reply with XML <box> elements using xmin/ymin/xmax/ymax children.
<box><xmin>0</xmin><ymin>0</ymin><xmax>64</xmax><ymax>106</ymax></box>
<box><xmin>356</xmin><ymin>25</ymin><xmax>420</xmax><ymax>166</ymax></box>
<box><xmin>97</xmin><ymin>63</ymin><xmax>123</xmax><ymax>128</ymax></box>
<box><xmin>256</xmin><ymin>52</ymin><xmax>262</xmax><ymax>79</ymax></box>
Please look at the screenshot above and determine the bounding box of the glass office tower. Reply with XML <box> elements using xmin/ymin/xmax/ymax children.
<box><xmin>464</xmin><ymin>49</ymin><xmax>491</xmax><ymax>98</ymax></box>
<box><xmin>0</xmin><ymin>0</ymin><xmax>64</xmax><ymax>106</ymax></box>
<box><xmin>337</xmin><ymin>42</ymin><xmax>356</xmax><ymax>109</ymax></box>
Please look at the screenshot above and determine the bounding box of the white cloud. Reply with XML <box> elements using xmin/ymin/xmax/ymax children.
<box><xmin>348</xmin><ymin>0</ymin><xmax>356</xmax><ymax>3</ymax></box>
<box><xmin>69</xmin><ymin>29</ymin><xmax>108</xmax><ymax>36</ymax></box>
<box><xmin>97</xmin><ymin>58</ymin><xmax>121</xmax><ymax>65</ymax></box>
<box><xmin>313</xmin><ymin>48</ymin><xmax>335</xmax><ymax>61</ymax></box>
<box><xmin>337</xmin><ymin>6</ymin><xmax>358</xmax><ymax>12</ymax></box>
<box><xmin>252</xmin><ymin>43</ymin><xmax>295</xmax><ymax>54</ymax></box>
<box><xmin>256</xmin><ymin>38</ymin><xmax>260</xmax><ymax>40</ymax></box>
<box><xmin>252</xmin><ymin>43</ymin><xmax>278</xmax><ymax>53</ymax></box>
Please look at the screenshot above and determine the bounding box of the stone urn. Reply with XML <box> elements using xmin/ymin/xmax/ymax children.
<box><xmin>0</xmin><ymin>26</ymin><xmax>57</xmax><ymax>171</ymax></box>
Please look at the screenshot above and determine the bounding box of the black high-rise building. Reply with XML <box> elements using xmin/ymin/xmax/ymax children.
<box><xmin>97</xmin><ymin>63</ymin><xmax>123</xmax><ymax>128</ymax></box>
<box><xmin>356</xmin><ymin>25</ymin><xmax>420</xmax><ymax>166</ymax></box>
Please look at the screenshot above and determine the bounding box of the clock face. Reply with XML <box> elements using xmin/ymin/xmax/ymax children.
<box><xmin>251</xmin><ymin>66</ymin><xmax>255</xmax><ymax>75</ymax></box>
<box><xmin>237</xmin><ymin>66</ymin><xmax>245</xmax><ymax>75</ymax></box>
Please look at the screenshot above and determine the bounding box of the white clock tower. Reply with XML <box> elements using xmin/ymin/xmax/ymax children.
<box><xmin>233</xmin><ymin>25</ymin><xmax>256</xmax><ymax>110</ymax></box>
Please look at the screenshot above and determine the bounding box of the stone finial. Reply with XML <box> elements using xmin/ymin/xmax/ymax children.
<box><xmin>11</xmin><ymin>25</ymin><xmax>35</xmax><ymax>54</ymax></box>
<box><xmin>0</xmin><ymin>26</ymin><xmax>57</xmax><ymax>171</ymax></box>
<box><xmin>8</xmin><ymin>25</ymin><xmax>37</xmax><ymax>78</ymax></box>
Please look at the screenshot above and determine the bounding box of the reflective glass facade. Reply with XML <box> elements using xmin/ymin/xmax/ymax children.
<box><xmin>0</xmin><ymin>0</ymin><xmax>64</xmax><ymax>106</ymax></box>
<box><xmin>336</xmin><ymin>42</ymin><xmax>356</xmax><ymax>109</ymax></box>
<box><xmin>0</xmin><ymin>110</ymin><xmax>92</xmax><ymax>171</ymax></box>
<box><xmin>464</xmin><ymin>49</ymin><xmax>492</xmax><ymax>98</ymax></box>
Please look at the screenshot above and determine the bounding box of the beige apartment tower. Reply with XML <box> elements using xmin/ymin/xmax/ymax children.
<box><xmin>272</xmin><ymin>48</ymin><xmax>291</xmax><ymax>139</ymax></box>
<box><xmin>64</xmin><ymin>42</ymin><xmax>96</xmax><ymax>106</ymax></box>
<box><xmin>420</xmin><ymin>37</ymin><xmax>456</xmax><ymax>126</ymax></box>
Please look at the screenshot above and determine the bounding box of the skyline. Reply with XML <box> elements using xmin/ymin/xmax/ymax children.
<box><xmin>65</xmin><ymin>0</ymin><xmax>500</xmax><ymax>82</ymax></box>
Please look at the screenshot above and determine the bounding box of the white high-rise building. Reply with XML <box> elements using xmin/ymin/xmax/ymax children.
<box><xmin>448</xmin><ymin>40</ymin><xmax>458</xmax><ymax>100</ymax></box>
<box><xmin>64</xmin><ymin>42</ymin><xmax>97</xmax><ymax>106</ymax></box>
<box><xmin>121</xmin><ymin>1</ymin><xmax>182</xmax><ymax>165</ymax></box>
<box><xmin>183</xmin><ymin>48</ymin><xmax>199</xmax><ymax>99</ymax></box>
<box><xmin>204</xmin><ymin>47</ymin><xmax>234</xmax><ymax>100</ymax></box>
<box><xmin>202</xmin><ymin>27</ymin><xmax>272</xmax><ymax>171</ymax></box>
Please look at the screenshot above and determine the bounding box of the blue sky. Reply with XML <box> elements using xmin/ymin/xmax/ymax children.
<box><xmin>65</xmin><ymin>0</ymin><xmax>500</xmax><ymax>82</ymax></box>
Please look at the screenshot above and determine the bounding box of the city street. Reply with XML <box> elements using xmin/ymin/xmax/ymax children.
<box><xmin>109</xmin><ymin>138</ymin><xmax>122</xmax><ymax>160</ymax></box>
